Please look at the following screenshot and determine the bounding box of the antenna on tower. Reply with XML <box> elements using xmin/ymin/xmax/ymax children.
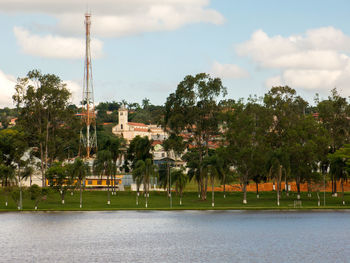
<box><xmin>80</xmin><ymin>12</ymin><xmax>97</xmax><ymax>159</ymax></box>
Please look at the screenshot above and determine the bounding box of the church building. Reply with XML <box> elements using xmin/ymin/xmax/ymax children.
<box><xmin>112</xmin><ymin>105</ymin><xmax>167</xmax><ymax>143</ymax></box>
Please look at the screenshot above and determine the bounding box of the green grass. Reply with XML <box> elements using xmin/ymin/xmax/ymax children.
<box><xmin>0</xmin><ymin>189</ymin><xmax>350</xmax><ymax>211</ymax></box>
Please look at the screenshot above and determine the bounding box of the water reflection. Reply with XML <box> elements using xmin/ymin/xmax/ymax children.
<box><xmin>0</xmin><ymin>211</ymin><xmax>349</xmax><ymax>262</ymax></box>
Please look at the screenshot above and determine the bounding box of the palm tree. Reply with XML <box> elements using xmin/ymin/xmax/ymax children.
<box><xmin>105</xmin><ymin>137</ymin><xmax>125</xmax><ymax>195</ymax></box>
<box><xmin>93</xmin><ymin>150</ymin><xmax>113</xmax><ymax>205</ymax></box>
<box><xmin>203</xmin><ymin>154</ymin><xmax>223</xmax><ymax>207</ymax></box>
<box><xmin>171</xmin><ymin>168</ymin><xmax>187</xmax><ymax>205</ymax></box>
<box><xmin>0</xmin><ymin>164</ymin><xmax>16</xmax><ymax>207</ymax></box>
<box><xmin>133</xmin><ymin>158</ymin><xmax>157</xmax><ymax>208</ymax></box>
<box><xmin>70</xmin><ymin>158</ymin><xmax>90</xmax><ymax>208</ymax></box>
<box><xmin>132</xmin><ymin>164</ymin><xmax>143</xmax><ymax>206</ymax></box>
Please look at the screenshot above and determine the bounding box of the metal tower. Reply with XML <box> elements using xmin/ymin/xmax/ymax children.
<box><xmin>80</xmin><ymin>13</ymin><xmax>97</xmax><ymax>159</ymax></box>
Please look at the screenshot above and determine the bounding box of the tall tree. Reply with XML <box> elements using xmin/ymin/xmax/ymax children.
<box><xmin>164</xmin><ymin>73</ymin><xmax>226</xmax><ymax>200</ymax></box>
<box><xmin>264</xmin><ymin>86</ymin><xmax>307</xmax><ymax>205</ymax></box>
<box><xmin>0</xmin><ymin>128</ymin><xmax>27</xmax><ymax>209</ymax></box>
<box><xmin>225</xmin><ymin>98</ymin><xmax>271</xmax><ymax>204</ymax></box>
<box><xmin>329</xmin><ymin>144</ymin><xmax>350</xmax><ymax>205</ymax></box>
<box><xmin>13</xmin><ymin>69</ymin><xmax>77</xmax><ymax>186</ymax></box>
<box><xmin>316</xmin><ymin>89</ymin><xmax>350</xmax><ymax>196</ymax></box>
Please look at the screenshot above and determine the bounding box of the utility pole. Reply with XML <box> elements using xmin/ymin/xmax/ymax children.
<box><xmin>80</xmin><ymin>13</ymin><xmax>97</xmax><ymax>159</ymax></box>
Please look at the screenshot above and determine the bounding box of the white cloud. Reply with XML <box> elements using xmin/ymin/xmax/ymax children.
<box><xmin>13</xmin><ymin>27</ymin><xmax>103</xmax><ymax>59</ymax></box>
<box><xmin>63</xmin><ymin>80</ymin><xmax>82</xmax><ymax>105</ymax></box>
<box><xmin>0</xmin><ymin>68</ymin><xmax>82</xmax><ymax>108</ymax></box>
<box><xmin>0</xmin><ymin>70</ymin><xmax>17</xmax><ymax>108</ymax></box>
<box><xmin>1</xmin><ymin>0</ymin><xmax>224</xmax><ymax>37</ymax></box>
<box><xmin>237</xmin><ymin>27</ymin><xmax>350</xmax><ymax>94</ymax></box>
<box><xmin>210</xmin><ymin>61</ymin><xmax>249</xmax><ymax>79</ymax></box>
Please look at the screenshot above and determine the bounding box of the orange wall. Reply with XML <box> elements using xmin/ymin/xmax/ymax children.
<box><xmin>214</xmin><ymin>181</ymin><xmax>350</xmax><ymax>192</ymax></box>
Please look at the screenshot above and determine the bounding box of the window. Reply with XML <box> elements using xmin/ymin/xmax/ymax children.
<box><xmin>97</xmin><ymin>180</ymin><xmax>102</xmax><ymax>185</ymax></box>
<box><xmin>121</xmin><ymin>124</ymin><xmax>123</xmax><ymax>130</ymax></box>
<box><xmin>106</xmin><ymin>179</ymin><xmax>110</xmax><ymax>185</ymax></box>
<box><xmin>120</xmin><ymin>112</ymin><xmax>123</xmax><ymax>116</ymax></box>
<box><xmin>162</xmin><ymin>153</ymin><xmax>165</xmax><ymax>157</ymax></box>
<box><xmin>88</xmin><ymin>180</ymin><xmax>92</xmax><ymax>185</ymax></box>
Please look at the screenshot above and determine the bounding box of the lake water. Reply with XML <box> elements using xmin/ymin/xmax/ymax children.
<box><xmin>0</xmin><ymin>211</ymin><xmax>349</xmax><ymax>263</ymax></box>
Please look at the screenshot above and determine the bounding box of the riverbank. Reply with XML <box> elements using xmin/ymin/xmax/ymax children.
<box><xmin>0</xmin><ymin>190</ymin><xmax>349</xmax><ymax>211</ymax></box>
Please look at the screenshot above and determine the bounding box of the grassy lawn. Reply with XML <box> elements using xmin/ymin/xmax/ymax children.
<box><xmin>0</xmin><ymin>189</ymin><xmax>349</xmax><ymax>211</ymax></box>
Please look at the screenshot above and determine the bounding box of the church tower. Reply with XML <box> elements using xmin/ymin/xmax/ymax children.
<box><xmin>118</xmin><ymin>104</ymin><xmax>128</xmax><ymax>131</ymax></box>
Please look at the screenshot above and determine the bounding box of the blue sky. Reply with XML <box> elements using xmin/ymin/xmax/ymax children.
<box><xmin>1</xmin><ymin>0</ymin><xmax>350</xmax><ymax>107</ymax></box>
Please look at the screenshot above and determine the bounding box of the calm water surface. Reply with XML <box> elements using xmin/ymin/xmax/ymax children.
<box><xmin>0</xmin><ymin>211</ymin><xmax>349</xmax><ymax>262</ymax></box>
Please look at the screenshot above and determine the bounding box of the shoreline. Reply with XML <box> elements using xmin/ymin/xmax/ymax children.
<box><xmin>1</xmin><ymin>207</ymin><xmax>350</xmax><ymax>212</ymax></box>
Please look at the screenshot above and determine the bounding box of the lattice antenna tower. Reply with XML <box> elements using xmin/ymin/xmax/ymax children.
<box><xmin>80</xmin><ymin>12</ymin><xmax>97</xmax><ymax>159</ymax></box>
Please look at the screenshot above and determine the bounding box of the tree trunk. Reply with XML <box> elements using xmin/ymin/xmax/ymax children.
<box><xmin>18</xmin><ymin>166</ymin><xmax>22</xmax><ymax>210</ymax></box>
<box><xmin>145</xmin><ymin>182</ymin><xmax>148</xmax><ymax>208</ymax></box>
<box><xmin>331</xmin><ymin>175</ymin><xmax>334</xmax><ymax>195</ymax></box>
<box><xmin>211</xmin><ymin>176</ymin><xmax>214</xmax><ymax>207</ymax></box>
<box><xmin>333</xmin><ymin>178</ymin><xmax>337</xmax><ymax>197</ymax></box>
<box><xmin>40</xmin><ymin>142</ymin><xmax>45</xmax><ymax>187</ymax></box>
<box><xmin>307</xmin><ymin>182</ymin><xmax>312</xmax><ymax>197</ymax></box>
<box><xmin>341</xmin><ymin>178</ymin><xmax>345</xmax><ymax>205</ymax></box>
<box><xmin>256</xmin><ymin>182</ymin><xmax>259</xmax><ymax>199</ymax></box>
<box><xmin>79</xmin><ymin>180</ymin><xmax>83</xmax><ymax>208</ymax></box>
<box><xmin>296</xmin><ymin>177</ymin><xmax>301</xmax><ymax>200</ymax></box>
<box><xmin>45</xmin><ymin>121</ymin><xmax>50</xmax><ymax>172</ymax></box>
<box><xmin>242</xmin><ymin>173</ymin><xmax>248</xmax><ymax>204</ymax></box>
<box><xmin>107</xmin><ymin>173</ymin><xmax>110</xmax><ymax>205</ymax></box>
<box><xmin>204</xmin><ymin>173</ymin><xmax>208</xmax><ymax>201</ymax></box>
<box><xmin>317</xmin><ymin>191</ymin><xmax>320</xmax><ymax>206</ymax></box>
<box><xmin>197</xmin><ymin>181</ymin><xmax>201</xmax><ymax>199</ymax></box>
<box><xmin>223</xmin><ymin>180</ymin><xmax>226</xmax><ymax>198</ymax></box>
<box><xmin>180</xmin><ymin>188</ymin><xmax>183</xmax><ymax>205</ymax></box>
<box><xmin>199</xmin><ymin>152</ymin><xmax>206</xmax><ymax>201</ymax></box>
<box><xmin>277</xmin><ymin>165</ymin><xmax>282</xmax><ymax>206</ymax></box>
<box><xmin>61</xmin><ymin>190</ymin><xmax>65</xmax><ymax>204</ymax></box>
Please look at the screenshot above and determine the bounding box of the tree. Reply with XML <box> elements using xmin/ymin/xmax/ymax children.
<box><xmin>164</xmin><ymin>73</ymin><xmax>227</xmax><ymax>200</ymax></box>
<box><xmin>46</xmin><ymin>162</ymin><xmax>73</xmax><ymax>205</ymax></box>
<box><xmin>0</xmin><ymin>128</ymin><xmax>27</xmax><ymax>209</ymax></box>
<box><xmin>182</xmin><ymin>149</ymin><xmax>201</xmax><ymax>198</ymax></box>
<box><xmin>0</xmin><ymin>164</ymin><xmax>16</xmax><ymax>207</ymax></box>
<box><xmin>328</xmin><ymin>144</ymin><xmax>350</xmax><ymax>205</ymax></box>
<box><xmin>264</xmin><ymin>86</ymin><xmax>308</xmax><ymax>205</ymax></box>
<box><xmin>28</xmin><ymin>184</ymin><xmax>48</xmax><ymax>210</ymax></box>
<box><xmin>226</xmin><ymin>98</ymin><xmax>271</xmax><ymax>204</ymax></box>
<box><xmin>13</xmin><ymin>69</ymin><xmax>77</xmax><ymax>187</ymax></box>
<box><xmin>316</xmin><ymin>89</ymin><xmax>350</xmax><ymax>196</ymax></box>
<box><xmin>132</xmin><ymin>158</ymin><xmax>157</xmax><ymax>208</ymax></box>
<box><xmin>162</xmin><ymin>133</ymin><xmax>186</xmax><ymax>199</ymax></box>
<box><xmin>70</xmin><ymin>158</ymin><xmax>90</xmax><ymax>208</ymax></box>
<box><xmin>93</xmin><ymin>150</ymin><xmax>113</xmax><ymax>205</ymax></box>
<box><xmin>203</xmin><ymin>153</ymin><xmax>224</xmax><ymax>207</ymax></box>
<box><xmin>104</xmin><ymin>137</ymin><xmax>125</xmax><ymax>195</ymax></box>
<box><xmin>171</xmin><ymin>168</ymin><xmax>188</xmax><ymax>205</ymax></box>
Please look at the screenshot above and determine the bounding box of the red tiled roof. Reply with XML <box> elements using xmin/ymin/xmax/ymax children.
<box><xmin>152</xmin><ymin>140</ymin><xmax>162</xmax><ymax>146</ymax></box>
<box><xmin>134</xmin><ymin>128</ymin><xmax>149</xmax><ymax>132</ymax></box>
<box><xmin>128</xmin><ymin>122</ymin><xmax>147</xmax><ymax>127</ymax></box>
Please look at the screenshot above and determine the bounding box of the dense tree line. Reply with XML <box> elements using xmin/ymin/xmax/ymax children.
<box><xmin>1</xmin><ymin>69</ymin><xmax>350</xmax><ymax>209</ymax></box>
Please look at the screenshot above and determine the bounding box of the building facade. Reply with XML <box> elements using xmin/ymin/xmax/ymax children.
<box><xmin>112</xmin><ymin>105</ymin><xmax>167</xmax><ymax>143</ymax></box>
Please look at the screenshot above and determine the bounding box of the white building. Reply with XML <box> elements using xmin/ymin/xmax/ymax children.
<box><xmin>112</xmin><ymin>105</ymin><xmax>167</xmax><ymax>143</ymax></box>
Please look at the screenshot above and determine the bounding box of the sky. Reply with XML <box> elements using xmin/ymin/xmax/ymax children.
<box><xmin>1</xmin><ymin>0</ymin><xmax>350</xmax><ymax>107</ymax></box>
